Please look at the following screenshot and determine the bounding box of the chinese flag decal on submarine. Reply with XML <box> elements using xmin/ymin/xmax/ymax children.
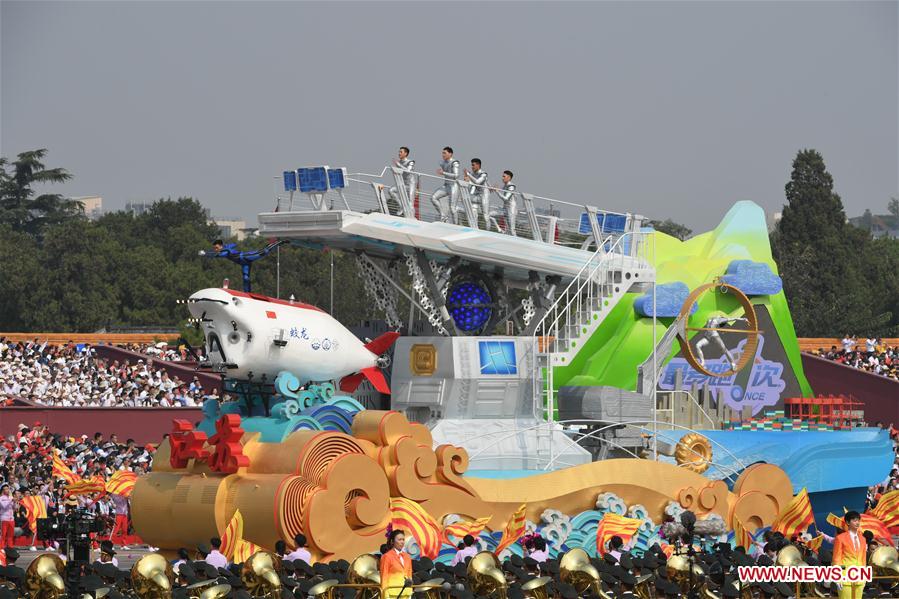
<box><xmin>186</xmin><ymin>287</ymin><xmax>400</xmax><ymax>393</ymax></box>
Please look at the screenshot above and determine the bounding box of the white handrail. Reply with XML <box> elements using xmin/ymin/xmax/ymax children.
<box><xmin>529</xmin><ymin>231</ymin><xmax>642</xmax><ymax>423</ymax></box>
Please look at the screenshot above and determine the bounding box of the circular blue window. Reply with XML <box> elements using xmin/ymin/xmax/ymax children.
<box><xmin>446</xmin><ymin>280</ymin><xmax>493</xmax><ymax>333</ymax></box>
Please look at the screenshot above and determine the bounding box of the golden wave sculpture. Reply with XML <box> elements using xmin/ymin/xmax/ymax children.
<box><xmin>133</xmin><ymin>411</ymin><xmax>792</xmax><ymax>560</ymax></box>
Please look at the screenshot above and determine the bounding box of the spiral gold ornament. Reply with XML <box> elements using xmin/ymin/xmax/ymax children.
<box><xmin>674</xmin><ymin>433</ymin><xmax>713</xmax><ymax>473</ymax></box>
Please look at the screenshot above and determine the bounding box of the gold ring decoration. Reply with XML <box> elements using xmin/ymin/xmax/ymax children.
<box><xmin>674</xmin><ymin>433</ymin><xmax>713</xmax><ymax>474</ymax></box>
<box><xmin>675</xmin><ymin>281</ymin><xmax>759</xmax><ymax>378</ymax></box>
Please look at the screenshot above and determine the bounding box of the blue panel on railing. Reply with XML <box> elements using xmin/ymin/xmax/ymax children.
<box><xmin>327</xmin><ymin>167</ymin><xmax>347</xmax><ymax>190</ymax></box>
<box><xmin>283</xmin><ymin>170</ymin><xmax>297</xmax><ymax>192</ymax></box>
<box><xmin>604</xmin><ymin>214</ymin><xmax>628</xmax><ymax>233</ymax></box>
<box><xmin>580</xmin><ymin>212</ymin><xmax>628</xmax><ymax>236</ymax></box>
<box><xmin>578</xmin><ymin>213</ymin><xmax>593</xmax><ymax>235</ymax></box>
<box><xmin>298</xmin><ymin>167</ymin><xmax>329</xmax><ymax>193</ymax></box>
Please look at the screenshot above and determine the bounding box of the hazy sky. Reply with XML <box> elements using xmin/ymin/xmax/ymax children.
<box><xmin>2</xmin><ymin>1</ymin><xmax>897</xmax><ymax>232</ymax></box>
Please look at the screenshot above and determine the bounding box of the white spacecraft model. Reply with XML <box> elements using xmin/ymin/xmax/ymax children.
<box><xmin>187</xmin><ymin>287</ymin><xmax>398</xmax><ymax>393</ymax></box>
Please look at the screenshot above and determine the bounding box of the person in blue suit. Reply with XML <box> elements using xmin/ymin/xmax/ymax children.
<box><xmin>199</xmin><ymin>239</ymin><xmax>285</xmax><ymax>292</ymax></box>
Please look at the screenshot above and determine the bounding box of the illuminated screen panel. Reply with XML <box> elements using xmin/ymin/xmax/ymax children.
<box><xmin>478</xmin><ymin>340</ymin><xmax>517</xmax><ymax>375</ymax></box>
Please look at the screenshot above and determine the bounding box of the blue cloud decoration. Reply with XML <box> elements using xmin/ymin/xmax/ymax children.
<box><xmin>721</xmin><ymin>260</ymin><xmax>783</xmax><ymax>296</ymax></box>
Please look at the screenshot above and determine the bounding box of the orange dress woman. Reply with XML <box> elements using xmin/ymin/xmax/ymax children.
<box><xmin>380</xmin><ymin>529</ymin><xmax>413</xmax><ymax>599</ymax></box>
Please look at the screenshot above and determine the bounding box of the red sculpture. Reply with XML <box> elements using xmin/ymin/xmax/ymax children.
<box><xmin>207</xmin><ymin>414</ymin><xmax>250</xmax><ymax>473</ymax></box>
<box><xmin>169</xmin><ymin>419</ymin><xmax>210</xmax><ymax>469</ymax></box>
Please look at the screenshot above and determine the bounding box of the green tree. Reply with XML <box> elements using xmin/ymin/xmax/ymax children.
<box><xmin>888</xmin><ymin>197</ymin><xmax>899</xmax><ymax>218</ymax></box>
<box><xmin>0</xmin><ymin>225</ymin><xmax>41</xmax><ymax>330</ymax></box>
<box><xmin>0</xmin><ymin>149</ymin><xmax>83</xmax><ymax>237</ymax></box>
<box><xmin>772</xmin><ymin>149</ymin><xmax>895</xmax><ymax>336</ymax></box>
<box><xmin>29</xmin><ymin>220</ymin><xmax>124</xmax><ymax>331</ymax></box>
<box><xmin>649</xmin><ymin>218</ymin><xmax>692</xmax><ymax>241</ymax></box>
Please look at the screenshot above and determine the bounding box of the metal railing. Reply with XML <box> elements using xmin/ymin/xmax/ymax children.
<box><xmin>272</xmin><ymin>166</ymin><xmax>645</xmax><ymax>255</ymax></box>
<box><xmin>455</xmin><ymin>417</ymin><xmax>748</xmax><ymax>475</ymax></box>
<box><xmin>528</xmin><ymin>231</ymin><xmax>651</xmax><ymax>423</ymax></box>
<box><xmin>655</xmin><ymin>389</ymin><xmax>721</xmax><ymax>430</ymax></box>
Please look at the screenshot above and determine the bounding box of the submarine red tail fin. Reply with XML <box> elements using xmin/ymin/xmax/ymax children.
<box><xmin>363</xmin><ymin>331</ymin><xmax>400</xmax><ymax>356</ymax></box>
<box><xmin>340</xmin><ymin>332</ymin><xmax>398</xmax><ymax>394</ymax></box>
<box><xmin>339</xmin><ymin>367</ymin><xmax>391</xmax><ymax>394</ymax></box>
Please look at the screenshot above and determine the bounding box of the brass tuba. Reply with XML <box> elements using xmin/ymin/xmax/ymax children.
<box><xmin>416</xmin><ymin>578</ymin><xmax>448</xmax><ymax>599</ymax></box>
<box><xmin>776</xmin><ymin>545</ymin><xmax>826</xmax><ymax>598</ymax></box>
<box><xmin>200</xmin><ymin>584</ymin><xmax>233</xmax><ymax>599</ymax></box>
<box><xmin>347</xmin><ymin>554</ymin><xmax>381</xmax><ymax>599</ymax></box>
<box><xmin>872</xmin><ymin>546</ymin><xmax>899</xmax><ymax>577</ymax></box>
<box><xmin>666</xmin><ymin>554</ymin><xmax>704</xmax><ymax>596</ymax></box>
<box><xmin>184</xmin><ymin>579</ymin><xmax>217</xmax><ymax>599</ymax></box>
<box><xmin>520</xmin><ymin>575</ymin><xmax>552</xmax><ymax>599</ymax></box>
<box><xmin>634</xmin><ymin>573</ymin><xmax>655</xmax><ymax>599</ymax></box>
<box><xmin>559</xmin><ymin>548</ymin><xmax>611</xmax><ymax>599</ymax></box>
<box><xmin>241</xmin><ymin>551</ymin><xmax>282</xmax><ymax>598</ymax></box>
<box><xmin>467</xmin><ymin>552</ymin><xmax>507</xmax><ymax>599</ymax></box>
<box><xmin>131</xmin><ymin>553</ymin><xmax>175</xmax><ymax>599</ymax></box>
<box><xmin>307</xmin><ymin>579</ymin><xmax>339</xmax><ymax>599</ymax></box>
<box><xmin>775</xmin><ymin>545</ymin><xmax>805</xmax><ymax>568</ymax></box>
<box><xmin>25</xmin><ymin>554</ymin><xmax>67</xmax><ymax>599</ymax></box>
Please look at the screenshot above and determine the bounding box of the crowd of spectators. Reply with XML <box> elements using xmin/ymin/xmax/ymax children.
<box><xmin>0</xmin><ymin>422</ymin><xmax>153</xmax><ymax>546</ymax></box>
<box><xmin>115</xmin><ymin>341</ymin><xmax>203</xmax><ymax>362</ymax></box>
<box><xmin>867</xmin><ymin>422</ymin><xmax>899</xmax><ymax>509</ymax></box>
<box><xmin>812</xmin><ymin>336</ymin><xmax>899</xmax><ymax>381</ymax></box>
<box><xmin>0</xmin><ymin>338</ymin><xmax>220</xmax><ymax>407</ymax></box>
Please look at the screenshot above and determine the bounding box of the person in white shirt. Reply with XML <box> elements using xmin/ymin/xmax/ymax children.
<box><xmin>528</xmin><ymin>537</ymin><xmax>549</xmax><ymax>563</ymax></box>
<box><xmin>450</xmin><ymin>534</ymin><xmax>478</xmax><ymax>566</ymax></box>
<box><xmin>866</xmin><ymin>337</ymin><xmax>878</xmax><ymax>353</ymax></box>
<box><xmin>204</xmin><ymin>537</ymin><xmax>229</xmax><ymax>569</ymax></box>
<box><xmin>841</xmin><ymin>335</ymin><xmax>855</xmax><ymax>352</ymax></box>
<box><xmin>98</xmin><ymin>540</ymin><xmax>119</xmax><ymax>567</ymax></box>
<box><xmin>607</xmin><ymin>535</ymin><xmax>624</xmax><ymax>562</ymax></box>
<box><xmin>172</xmin><ymin>547</ymin><xmax>191</xmax><ymax>572</ymax></box>
<box><xmin>284</xmin><ymin>533</ymin><xmax>312</xmax><ymax>564</ymax></box>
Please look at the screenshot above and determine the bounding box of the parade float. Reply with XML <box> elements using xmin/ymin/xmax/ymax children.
<box><xmin>133</xmin><ymin>164</ymin><xmax>893</xmax><ymax>562</ymax></box>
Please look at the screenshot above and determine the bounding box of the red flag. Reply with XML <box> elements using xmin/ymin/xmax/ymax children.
<box><xmin>732</xmin><ymin>516</ymin><xmax>754</xmax><ymax>550</ymax></box>
<box><xmin>806</xmin><ymin>534</ymin><xmax>825</xmax><ymax>552</ymax></box>
<box><xmin>66</xmin><ymin>477</ymin><xmax>106</xmax><ymax>496</ymax></box>
<box><xmin>772</xmin><ymin>488</ymin><xmax>815</xmax><ymax>538</ymax></box>
<box><xmin>595</xmin><ymin>513</ymin><xmax>641</xmax><ymax>555</ymax></box>
<box><xmin>106</xmin><ymin>471</ymin><xmax>137</xmax><ymax>498</ymax></box>
<box><xmin>234</xmin><ymin>539</ymin><xmax>263</xmax><ymax>563</ymax></box>
<box><xmin>20</xmin><ymin>496</ymin><xmax>46</xmax><ymax>534</ymax></box>
<box><xmin>827</xmin><ymin>512</ymin><xmax>892</xmax><ymax>542</ymax></box>
<box><xmin>220</xmin><ymin>509</ymin><xmax>245</xmax><ymax>562</ymax></box>
<box><xmin>495</xmin><ymin>504</ymin><xmax>528</xmax><ymax>555</ymax></box>
<box><xmin>390</xmin><ymin>498</ymin><xmax>442</xmax><ymax>559</ymax></box>
<box><xmin>442</xmin><ymin>516</ymin><xmax>491</xmax><ymax>545</ymax></box>
<box><xmin>52</xmin><ymin>453</ymin><xmax>79</xmax><ymax>485</ymax></box>
<box><xmin>871</xmin><ymin>490</ymin><xmax>899</xmax><ymax>527</ymax></box>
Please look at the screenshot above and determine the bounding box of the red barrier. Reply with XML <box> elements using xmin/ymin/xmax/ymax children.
<box><xmin>92</xmin><ymin>345</ymin><xmax>222</xmax><ymax>393</ymax></box>
<box><xmin>0</xmin><ymin>406</ymin><xmax>203</xmax><ymax>444</ymax></box>
<box><xmin>802</xmin><ymin>353</ymin><xmax>899</xmax><ymax>425</ymax></box>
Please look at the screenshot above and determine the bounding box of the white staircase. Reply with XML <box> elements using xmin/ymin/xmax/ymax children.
<box><xmin>530</xmin><ymin>232</ymin><xmax>654</xmax><ymax>421</ymax></box>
